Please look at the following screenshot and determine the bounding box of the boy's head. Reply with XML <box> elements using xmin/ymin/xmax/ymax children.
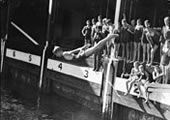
<box><xmin>144</xmin><ymin>20</ymin><xmax>150</xmax><ymax>28</ymax></box>
<box><xmin>133</xmin><ymin>61</ymin><xmax>139</xmax><ymax>68</ymax></box>
<box><xmin>164</xmin><ymin>17</ymin><xmax>170</xmax><ymax>26</ymax></box>
<box><xmin>92</xmin><ymin>18</ymin><xmax>96</xmax><ymax>25</ymax></box>
<box><xmin>98</xmin><ymin>15</ymin><xmax>102</xmax><ymax>22</ymax></box>
<box><xmin>154</xmin><ymin>65</ymin><xmax>161</xmax><ymax>73</ymax></box>
<box><xmin>137</xmin><ymin>19</ymin><xmax>142</xmax><ymax>25</ymax></box>
<box><xmin>53</xmin><ymin>46</ymin><xmax>63</xmax><ymax>57</ymax></box>
<box><xmin>121</xmin><ymin>19</ymin><xmax>127</xmax><ymax>27</ymax></box>
<box><xmin>139</xmin><ymin>65</ymin><xmax>144</xmax><ymax>72</ymax></box>
<box><xmin>131</xmin><ymin>19</ymin><xmax>135</xmax><ymax>26</ymax></box>
<box><xmin>102</xmin><ymin>18</ymin><xmax>107</xmax><ymax>25</ymax></box>
<box><xmin>86</xmin><ymin>20</ymin><xmax>90</xmax><ymax>25</ymax></box>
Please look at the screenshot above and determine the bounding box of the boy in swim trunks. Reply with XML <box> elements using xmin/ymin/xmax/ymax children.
<box><xmin>53</xmin><ymin>34</ymin><xmax>119</xmax><ymax>61</ymax></box>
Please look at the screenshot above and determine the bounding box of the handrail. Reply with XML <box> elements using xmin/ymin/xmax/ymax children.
<box><xmin>11</xmin><ymin>22</ymin><xmax>39</xmax><ymax>46</ymax></box>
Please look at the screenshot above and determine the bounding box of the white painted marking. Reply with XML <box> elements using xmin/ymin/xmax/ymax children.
<box><xmin>114</xmin><ymin>77</ymin><xmax>170</xmax><ymax>106</ymax></box>
<box><xmin>6</xmin><ymin>48</ymin><xmax>41</xmax><ymax>66</ymax></box>
<box><xmin>47</xmin><ymin>59</ymin><xmax>103</xmax><ymax>85</ymax></box>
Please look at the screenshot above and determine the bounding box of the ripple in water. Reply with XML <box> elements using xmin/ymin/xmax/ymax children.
<box><xmin>0</xmin><ymin>86</ymin><xmax>101</xmax><ymax>120</ymax></box>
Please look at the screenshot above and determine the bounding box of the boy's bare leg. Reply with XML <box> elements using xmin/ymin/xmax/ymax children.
<box><xmin>85</xmin><ymin>34</ymin><xmax>118</xmax><ymax>57</ymax></box>
<box><xmin>137</xmin><ymin>43</ymin><xmax>141</xmax><ymax>62</ymax></box>
<box><xmin>133</xmin><ymin>42</ymin><xmax>137</xmax><ymax>61</ymax></box>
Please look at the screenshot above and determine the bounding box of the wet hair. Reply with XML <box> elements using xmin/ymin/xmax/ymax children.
<box><xmin>133</xmin><ymin>61</ymin><xmax>140</xmax><ymax>67</ymax></box>
<box><xmin>53</xmin><ymin>46</ymin><xmax>63</xmax><ymax>54</ymax></box>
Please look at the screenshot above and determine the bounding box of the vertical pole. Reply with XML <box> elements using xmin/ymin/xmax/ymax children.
<box><xmin>1</xmin><ymin>1</ymin><xmax>10</xmax><ymax>73</ymax></box>
<box><xmin>102</xmin><ymin>58</ymin><xmax>119</xmax><ymax>120</ymax></box>
<box><xmin>129</xmin><ymin>0</ymin><xmax>133</xmax><ymax>21</ymax></box>
<box><xmin>114</xmin><ymin>0</ymin><xmax>122</xmax><ymax>28</ymax></box>
<box><xmin>39</xmin><ymin>41</ymin><xmax>48</xmax><ymax>88</ymax></box>
<box><xmin>153</xmin><ymin>7</ymin><xmax>157</xmax><ymax>26</ymax></box>
<box><xmin>110</xmin><ymin>59</ymin><xmax>119</xmax><ymax>120</ymax></box>
<box><xmin>37</xmin><ymin>0</ymin><xmax>53</xmax><ymax>109</ymax></box>
<box><xmin>39</xmin><ymin>0</ymin><xmax>53</xmax><ymax>89</ymax></box>
<box><xmin>106</xmin><ymin>0</ymin><xmax>110</xmax><ymax>18</ymax></box>
<box><xmin>1</xmin><ymin>36</ymin><xmax>6</xmax><ymax>72</ymax></box>
<box><xmin>102</xmin><ymin>59</ymin><xmax>113</xmax><ymax>120</ymax></box>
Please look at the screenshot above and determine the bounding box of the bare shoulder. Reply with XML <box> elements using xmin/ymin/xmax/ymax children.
<box><xmin>63</xmin><ymin>52</ymin><xmax>74</xmax><ymax>60</ymax></box>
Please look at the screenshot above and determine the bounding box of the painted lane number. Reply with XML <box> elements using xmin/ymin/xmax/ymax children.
<box><xmin>13</xmin><ymin>51</ymin><xmax>16</xmax><ymax>57</ymax></box>
<box><xmin>29</xmin><ymin>55</ymin><xmax>32</xmax><ymax>62</ymax></box>
<box><xmin>56</xmin><ymin>62</ymin><xmax>89</xmax><ymax>78</ymax></box>
<box><xmin>58</xmin><ymin>63</ymin><xmax>62</xmax><ymax>70</ymax></box>
<box><xmin>84</xmin><ymin>70</ymin><xmax>88</xmax><ymax>78</ymax></box>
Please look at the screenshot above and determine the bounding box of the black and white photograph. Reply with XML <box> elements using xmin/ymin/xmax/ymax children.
<box><xmin>1</xmin><ymin>0</ymin><xmax>170</xmax><ymax>119</ymax></box>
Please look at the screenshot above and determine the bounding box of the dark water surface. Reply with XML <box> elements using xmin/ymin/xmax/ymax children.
<box><xmin>0</xmin><ymin>79</ymin><xmax>101</xmax><ymax>120</ymax></box>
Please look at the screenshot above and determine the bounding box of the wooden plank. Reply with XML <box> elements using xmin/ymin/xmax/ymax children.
<box><xmin>6</xmin><ymin>58</ymin><xmax>40</xmax><ymax>75</ymax></box>
<box><xmin>46</xmin><ymin>70</ymin><xmax>102</xmax><ymax>96</ymax></box>
<box><xmin>47</xmin><ymin>59</ymin><xmax>103</xmax><ymax>85</ymax></box>
<box><xmin>6</xmin><ymin>48</ymin><xmax>41</xmax><ymax>66</ymax></box>
<box><xmin>6</xmin><ymin>48</ymin><xmax>103</xmax><ymax>85</ymax></box>
<box><xmin>147</xmin><ymin>84</ymin><xmax>170</xmax><ymax>89</ymax></box>
<box><xmin>112</xmin><ymin>92</ymin><xmax>170</xmax><ymax>120</ymax></box>
<box><xmin>114</xmin><ymin>77</ymin><xmax>170</xmax><ymax>106</ymax></box>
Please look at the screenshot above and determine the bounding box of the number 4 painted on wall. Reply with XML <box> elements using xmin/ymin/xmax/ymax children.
<box><xmin>58</xmin><ymin>63</ymin><xmax>62</xmax><ymax>70</ymax></box>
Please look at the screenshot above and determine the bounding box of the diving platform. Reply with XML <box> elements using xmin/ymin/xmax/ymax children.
<box><xmin>4</xmin><ymin>47</ymin><xmax>170</xmax><ymax>120</ymax></box>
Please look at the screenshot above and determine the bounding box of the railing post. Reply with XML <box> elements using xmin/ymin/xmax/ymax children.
<box><xmin>114</xmin><ymin>0</ymin><xmax>122</xmax><ymax>28</ymax></box>
<box><xmin>38</xmin><ymin>0</ymin><xmax>53</xmax><ymax>89</ymax></box>
<box><xmin>102</xmin><ymin>59</ymin><xmax>113</xmax><ymax>120</ymax></box>
<box><xmin>39</xmin><ymin>41</ymin><xmax>48</xmax><ymax>89</ymax></box>
<box><xmin>1</xmin><ymin>1</ymin><xmax>10</xmax><ymax>73</ymax></box>
<box><xmin>102</xmin><ymin>58</ymin><xmax>119</xmax><ymax>120</ymax></box>
<box><xmin>110</xmin><ymin>59</ymin><xmax>119</xmax><ymax>120</ymax></box>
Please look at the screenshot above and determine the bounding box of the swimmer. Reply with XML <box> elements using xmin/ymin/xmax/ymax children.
<box><xmin>53</xmin><ymin>34</ymin><xmax>119</xmax><ymax>61</ymax></box>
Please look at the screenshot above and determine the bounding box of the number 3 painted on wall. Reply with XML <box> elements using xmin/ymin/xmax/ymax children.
<box><xmin>84</xmin><ymin>70</ymin><xmax>88</xmax><ymax>78</ymax></box>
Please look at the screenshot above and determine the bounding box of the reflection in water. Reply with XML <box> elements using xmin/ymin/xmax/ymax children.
<box><xmin>0</xmin><ymin>81</ymin><xmax>101</xmax><ymax>120</ymax></box>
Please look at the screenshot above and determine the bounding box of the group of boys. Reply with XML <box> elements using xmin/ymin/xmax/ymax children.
<box><xmin>81</xmin><ymin>16</ymin><xmax>170</xmax><ymax>74</ymax></box>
